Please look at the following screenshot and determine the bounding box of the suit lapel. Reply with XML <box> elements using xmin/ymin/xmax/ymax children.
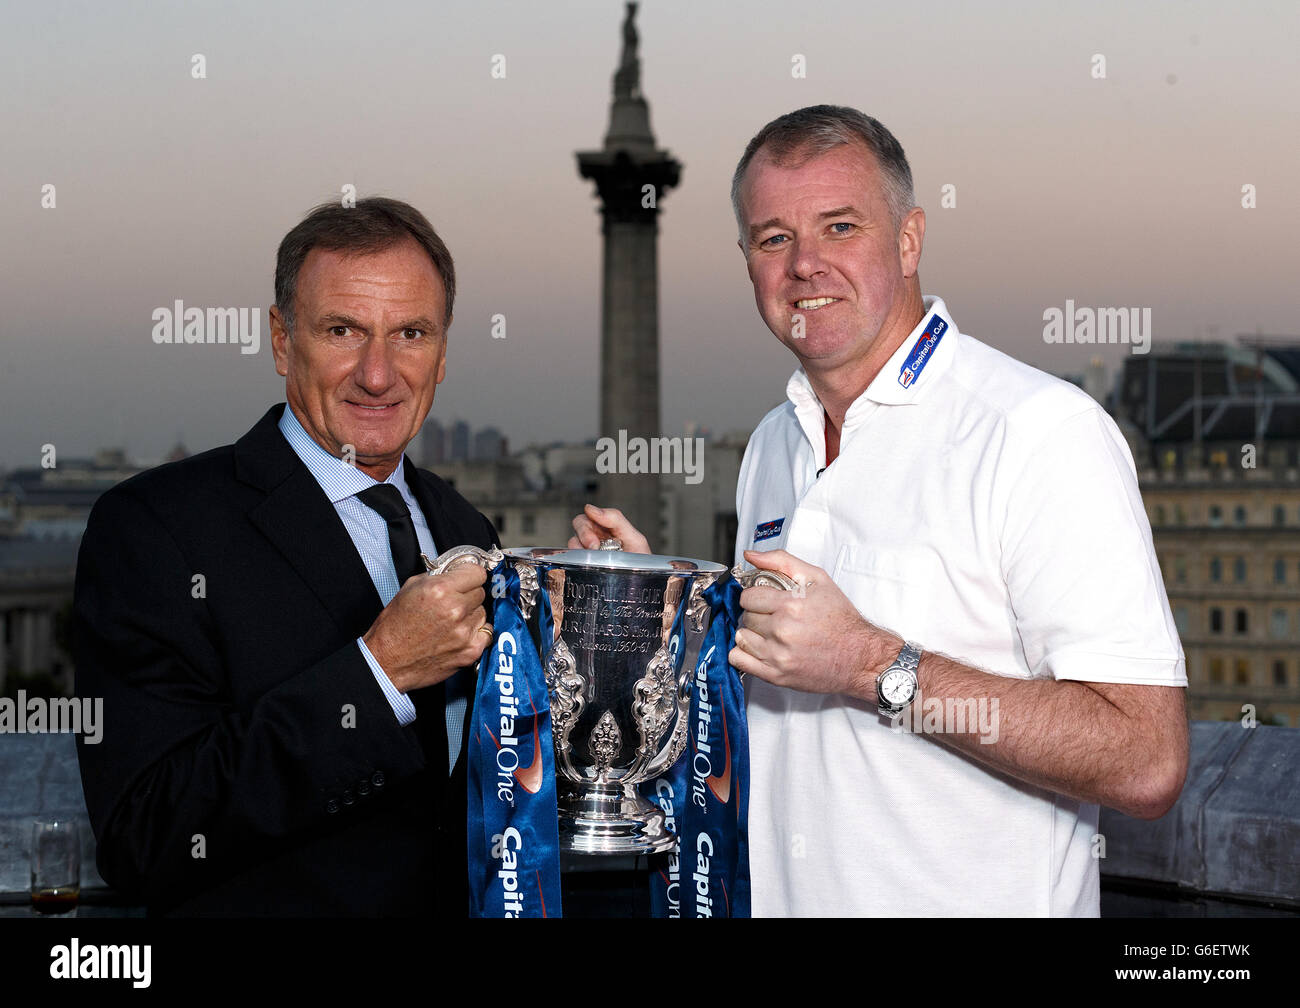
<box><xmin>404</xmin><ymin>457</ymin><xmax>465</xmax><ymax>560</ymax></box>
<box><xmin>236</xmin><ymin>405</ymin><xmax>383</xmax><ymax>640</ymax></box>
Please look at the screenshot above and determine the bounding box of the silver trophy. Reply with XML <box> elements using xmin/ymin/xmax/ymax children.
<box><xmin>425</xmin><ymin>541</ymin><xmax>791</xmax><ymax>855</ymax></box>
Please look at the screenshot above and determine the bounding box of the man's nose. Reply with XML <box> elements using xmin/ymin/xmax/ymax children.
<box><xmin>788</xmin><ymin>236</ymin><xmax>828</xmax><ymax>281</ymax></box>
<box><xmin>354</xmin><ymin>334</ymin><xmax>398</xmax><ymax>392</ymax></box>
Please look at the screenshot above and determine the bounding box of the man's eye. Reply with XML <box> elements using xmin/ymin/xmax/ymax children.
<box><xmin>329</xmin><ymin>326</ymin><xmax>353</xmax><ymax>338</ymax></box>
<box><xmin>830</xmin><ymin>222</ymin><xmax>854</xmax><ymax>234</ymax></box>
<box><xmin>760</xmin><ymin>234</ymin><xmax>788</xmax><ymax>248</ymax></box>
<box><xmin>399</xmin><ymin>328</ymin><xmax>424</xmax><ymax>340</ymax></box>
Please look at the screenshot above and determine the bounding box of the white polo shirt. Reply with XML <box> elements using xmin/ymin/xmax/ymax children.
<box><xmin>737</xmin><ymin>296</ymin><xmax>1186</xmax><ymax>917</ymax></box>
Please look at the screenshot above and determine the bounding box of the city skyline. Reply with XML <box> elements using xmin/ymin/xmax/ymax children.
<box><xmin>3</xmin><ymin>0</ymin><xmax>1297</xmax><ymax>470</ymax></box>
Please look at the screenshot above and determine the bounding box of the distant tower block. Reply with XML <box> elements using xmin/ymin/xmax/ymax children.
<box><xmin>577</xmin><ymin>1</ymin><xmax>681</xmax><ymax>551</ymax></box>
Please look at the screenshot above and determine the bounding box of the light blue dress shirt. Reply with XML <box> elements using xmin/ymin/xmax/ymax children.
<box><xmin>277</xmin><ymin>406</ymin><xmax>466</xmax><ymax>772</ymax></box>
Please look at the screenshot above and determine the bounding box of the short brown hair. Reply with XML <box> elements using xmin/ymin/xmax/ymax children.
<box><xmin>274</xmin><ymin>196</ymin><xmax>456</xmax><ymax>331</ymax></box>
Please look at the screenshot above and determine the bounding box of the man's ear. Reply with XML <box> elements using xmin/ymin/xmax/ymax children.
<box><xmin>436</xmin><ymin>315</ymin><xmax>451</xmax><ymax>385</ymax></box>
<box><xmin>898</xmin><ymin>206</ymin><xmax>925</xmax><ymax>278</ymax></box>
<box><xmin>270</xmin><ymin>305</ymin><xmax>290</xmax><ymax>377</ymax></box>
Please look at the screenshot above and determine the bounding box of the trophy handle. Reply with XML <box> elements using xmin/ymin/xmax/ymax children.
<box><xmin>421</xmin><ymin>544</ymin><xmax>505</xmax><ymax>575</ymax></box>
<box><xmin>725</xmin><ymin>564</ymin><xmax>798</xmax><ymax>684</ymax></box>
<box><xmin>423</xmin><ymin>544</ymin><xmax>547</xmax><ymax>640</ymax></box>
<box><xmin>730</xmin><ymin>564</ymin><xmax>799</xmax><ymax>592</ymax></box>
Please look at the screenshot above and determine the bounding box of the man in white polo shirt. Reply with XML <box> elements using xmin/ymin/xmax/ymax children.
<box><xmin>724</xmin><ymin>105</ymin><xmax>1188</xmax><ymax>915</ymax></box>
<box><xmin>573</xmin><ymin>105</ymin><xmax>1187</xmax><ymax>916</ymax></box>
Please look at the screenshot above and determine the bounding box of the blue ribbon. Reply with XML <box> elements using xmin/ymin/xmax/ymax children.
<box><xmin>645</xmin><ymin>598</ymin><xmax>689</xmax><ymax>917</ymax></box>
<box><xmin>645</xmin><ymin>576</ymin><xmax>750</xmax><ymax>918</ymax></box>
<box><xmin>466</xmin><ymin>561</ymin><xmax>563</xmax><ymax>917</ymax></box>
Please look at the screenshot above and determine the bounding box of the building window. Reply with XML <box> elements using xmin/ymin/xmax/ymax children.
<box><xmin>1175</xmin><ymin>505</ymin><xmax>1187</xmax><ymax>525</ymax></box>
<box><xmin>1175</xmin><ymin>555</ymin><xmax>1187</xmax><ymax>584</ymax></box>
<box><xmin>1274</xmin><ymin>661</ymin><xmax>1288</xmax><ymax>687</ymax></box>
<box><xmin>521</xmin><ymin>513</ymin><xmax>536</xmax><ymax>535</ymax></box>
<box><xmin>1277</xmin><ymin>557</ymin><xmax>1288</xmax><ymax>584</ymax></box>
<box><xmin>1275</xmin><ymin>505</ymin><xmax>1287</xmax><ymax>527</ymax></box>
<box><xmin>1234</xmin><ymin>660</ymin><xmax>1250</xmax><ymax>685</ymax></box>
<box><xmin>1233</xmin><ymin>557</ymin><xmax>1247</xmax><ymax>583</ymax></box>
<box><xmin>1234</xmin><ymin>609</ymin><xmax>1248</xmax><ymax>634</ymax></box>
<box><xmin>1173</xmin><ymin>606</ymin><xmax>1189</xmax><ymax>635</ymax></box>
<box><xmin>1272</xmin><ymin>609</ymin><xmax>1289</xmax><ymax>639</ymax></box>
<box><xmin>1209</xmin><ymin>505</ymin><xmax>1224</xmax><ymax>527</ymax></box>
<box><xmin>1210</xmin><ymin>557</ymin><xmax>1222</xmax><ymax>582</ymax></box>
<box><xmin>1232</xmin><ymin>505</ymin><xmax>1247</xmax><ymax>526</ymax></box>
<box><xmin>494</xmin><ymin>514</ymin><xmax>506</xmax><ymax>533</ymax></box>
<box><xmin>1209</xmin><ymin>608</ymin><xmax>1223</xmax><ymax>634</ymax></box>
<box><xmin>1155</xmin><ymin>505</ymin><xmax>1167</xmax><ymax>525</ymax></box>
<box><xmin>1209</xmin><ymin>658</ymin><xmax>1225</xmax><ymax>683</ymax></box>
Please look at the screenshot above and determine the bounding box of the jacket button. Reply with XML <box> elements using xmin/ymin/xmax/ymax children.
<box><xmin>326</xmin><ymin>799</ymin><xmax>339</xmax><ymax>814</ymax></box>
<box><xmin>372</xmin><ymin>771</ymin><xmax>385</xmax><ymax>788</ymax></box>
<box><xmin>342</xmin><ymin>789</ymin><xmax>354</xmax><ymax>806</ymax></box>
<box><xmin>357</xmin><ymin>780</ymin><xmax>371</xmax><ymax>796</ymax></box>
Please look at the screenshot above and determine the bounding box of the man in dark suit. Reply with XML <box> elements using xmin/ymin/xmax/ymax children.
<box><xmin>74</xmin><ymin>197</ymin><xmax>495</xmax><ymax>916</ymax></box>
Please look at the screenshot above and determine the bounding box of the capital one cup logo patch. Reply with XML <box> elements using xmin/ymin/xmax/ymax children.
<box><xmin>898</xmin><ymin>313</ymin><xmax>947</xmax><ymax>388</ymax></box>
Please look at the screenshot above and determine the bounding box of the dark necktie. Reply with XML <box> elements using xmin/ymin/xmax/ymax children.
<box><xmin>355</xmin><ymin>483</ymin><xmax>448</xmax><ymax>780</ymax></box>
<box><xmin>356</xmin><ymin>484</ymin><xmax>423</xmax><ymax>584</ymax></box>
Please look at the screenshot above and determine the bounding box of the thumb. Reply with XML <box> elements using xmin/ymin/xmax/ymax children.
<box><xmin>584</xmin><ymin>503</ymin><xmax>613</xmax><ymax>524</ymax></box>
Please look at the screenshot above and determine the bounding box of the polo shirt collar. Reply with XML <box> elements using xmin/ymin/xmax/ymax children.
<box><xmin>785</xmin><ymin>295</ymin><xmax>959</xmax><ymax>420</ymax></box>
<box><xmin>864</xmin><ymin>295</ymin><xmax>958</xmax><ymax>405</ymax></box>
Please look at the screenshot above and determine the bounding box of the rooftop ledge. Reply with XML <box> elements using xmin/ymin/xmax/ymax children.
<box><xmin>2</xmin><ymin>723</ymin><xmax>1296</xmax><ymax>914</ymax></box>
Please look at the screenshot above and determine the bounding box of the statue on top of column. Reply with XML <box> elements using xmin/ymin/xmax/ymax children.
<box><xmin>613</xmin><ymin>2</ymin><xmax>640</xmax><ymax>100</ymax></box>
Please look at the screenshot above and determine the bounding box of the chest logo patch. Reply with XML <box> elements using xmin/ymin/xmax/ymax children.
<box><xmin>753</xmin><ymin>517</ymin><xmax>785</xmax><ymax>543</ymax></box>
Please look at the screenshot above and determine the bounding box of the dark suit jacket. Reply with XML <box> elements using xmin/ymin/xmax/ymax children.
<box><xmin>73</xmin><ymin>404</ymin><xmax>497</xmax><ymax>916</ymax></box>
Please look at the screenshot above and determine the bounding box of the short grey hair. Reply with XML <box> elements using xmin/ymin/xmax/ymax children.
<box><xmin>731</xmin><ymin>105</ymin><xmax>915</xmax><ymax>239</ymax></box>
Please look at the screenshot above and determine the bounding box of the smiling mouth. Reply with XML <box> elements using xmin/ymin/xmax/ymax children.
<box><xmin>348</xmin><ymin>401</ymin><xmax>400</xmax><ymax>412</ymax></box>
<box><xmin>793</xmin><ymin>297</ymin><xmax>841</xmax><ymax>310</ymax></box>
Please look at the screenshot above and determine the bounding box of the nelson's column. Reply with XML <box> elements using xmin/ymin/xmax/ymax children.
<box><xmin>577</xmin><ymin>2</ymin><xmax>680</xmax><ymax>550</ymax></box>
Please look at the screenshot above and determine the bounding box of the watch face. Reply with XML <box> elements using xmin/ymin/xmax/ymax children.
<box><xmin>881</xmin><ymin>669</ymin><xmax>916</xmax><ymax>705</ymax></box>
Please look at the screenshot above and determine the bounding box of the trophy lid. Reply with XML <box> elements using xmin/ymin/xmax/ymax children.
<box><xmin>503</xmin><ymin>546</ymin><xmax>726</xmax><ymax>575</ymax></box>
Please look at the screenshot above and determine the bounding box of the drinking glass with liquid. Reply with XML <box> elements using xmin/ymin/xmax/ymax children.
<box><xmin>31</xmin><ymin>819</ymin><xmax>80</xmax><ymax>916</ymax></box>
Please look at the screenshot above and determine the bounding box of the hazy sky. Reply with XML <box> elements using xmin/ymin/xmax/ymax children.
<box><xmin>3</xmin><ymin>0</ymin><xmax>1297</xmax><ymax>470</ymax></box>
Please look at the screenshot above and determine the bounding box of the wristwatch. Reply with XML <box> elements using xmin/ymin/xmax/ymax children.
<box><xmin>876</xmin><ymin>641</ymin><xmax>922</xmax><ymax>716</ymax></box>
